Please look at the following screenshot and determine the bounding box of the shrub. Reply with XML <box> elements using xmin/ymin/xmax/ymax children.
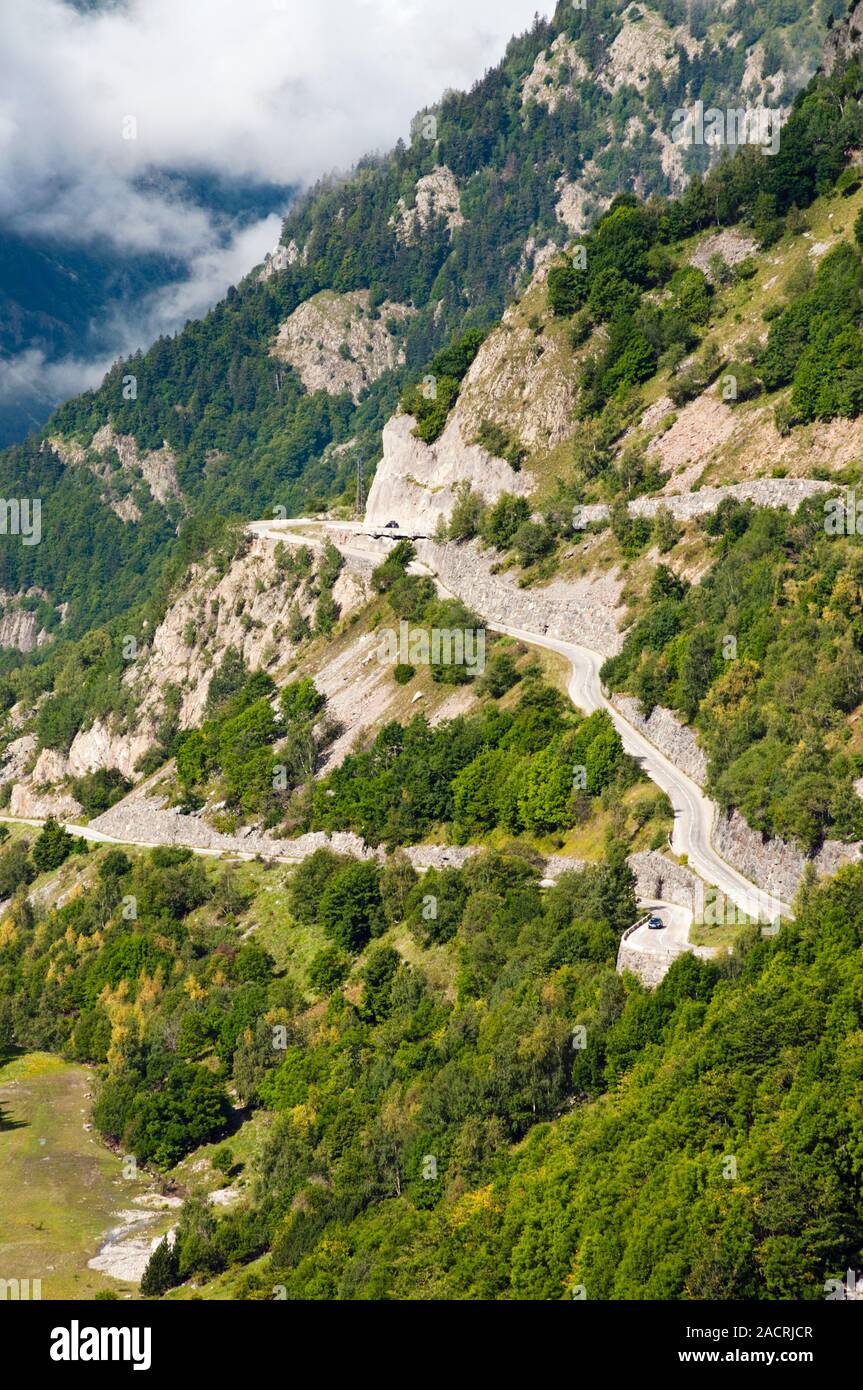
<box><xmin>0</xmin><ymin>840</ymin><xmax>35</xmax><ymax>897</ymax></box>
<box><xmin>32</xmin><ymin>817</ymin><xmax>82</xmax><ymax>873</ymax></box>
<box><xmin>480</xmin><ymin>649</ymin><xmax>520</xmax><ymax>697</ymax></box>
<box><xmin>71</xmin><ymin>768</ymin><xmax>131</xmax><ymax>816</ymax></box>
<box><xmin>288</xmin><ymin>847</ymin><xmax>347</xmax><ymax>924</ymax></box>
<box><xmin>473</xmin><ymin>420</ymin><xmax>526</xmax><ymax>470</ymax></box>
<box><xmin>211</xmin><ymin>1146</ymin><xmax>234</xmax><ymax>1177</ymax></box>
<box><xmin>280</xmin><ymin>678</ymin><xmax>324</xmax><ymax>724</ymax></box>
<box><xmin>140</xmin><ymin>1238</ymin><xmax>179</xmax><ymax>1297</ymax></box>
<box><xmin>512</xmin><ymin>520</ymin><xmax>554</xmax><ymax>567</ymax></box>
<box><xmin>318</xmin><ymin>860</ymin><xmax>384</xmax><ymax>952</ymax></box>
<box><xmin>547</xmin><ymin>260</ymin><xmax>585</xmax><ymax>316</ymax></box>
<box><xmin>308</xmin><ymin>945</ymin><xmax>351</xmax><ymax>995</ymax></box>
<box><xmin>482</xmin><ymin>493</ymin><xmax>530</xmax><ymax>550</ymax></box>
<box><xmin>448</xmin><ymin>483</ymin><xmax>485</xmax><ymax>541</ymax></box>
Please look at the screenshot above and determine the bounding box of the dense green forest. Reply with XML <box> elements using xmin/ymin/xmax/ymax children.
<box><xmin>601</xmin><ymin>500</ymin><xmax>863</xmax><ymax>851</ymax></box>
<box><xmin>2</xmin><ymin>807</ymin><xmax>861</xmax><ymax>1299</ymax></box>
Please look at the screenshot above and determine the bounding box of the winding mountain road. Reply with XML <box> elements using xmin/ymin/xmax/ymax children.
<box><xmin>255</xmin><ymin>518</ymin><xmax>788</xmax><ymax>923</ymax></box>
<box><xmin>488</xmin><ymin>621</ymin><xmax>789</xmax><ymax>921</ymax></box>
<box><xmin>0</xmin><ymin>518</ymin><xmax>787</xmax><ymax>927</ymax></box>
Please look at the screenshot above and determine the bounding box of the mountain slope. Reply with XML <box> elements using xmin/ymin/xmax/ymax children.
<box><xmin>0</xmin><ymin>173</ymin><xmax>293</xmax><ymax>446</ymax></box>
<box><xmin>0</xmin><ymin>0</ymin><xmax>836</xmax><ymax>656</ymax></box>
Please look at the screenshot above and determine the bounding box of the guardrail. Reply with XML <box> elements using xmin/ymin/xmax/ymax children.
<box><xmin>621</xmin><ymin>914</ymin><xmax>653</xmax><ymax>941</ymax></box>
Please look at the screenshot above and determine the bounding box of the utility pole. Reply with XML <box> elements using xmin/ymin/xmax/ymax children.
<box><xmin>355</xmin><ymin>455</ymin><xmax>365</xmax><ymax>517</ymax></box>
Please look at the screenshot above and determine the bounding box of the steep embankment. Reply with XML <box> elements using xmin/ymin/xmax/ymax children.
<box><xmin>0</xmin><ymin>1</ymin><xmax>831</xmax><ymax>649</ymax></box>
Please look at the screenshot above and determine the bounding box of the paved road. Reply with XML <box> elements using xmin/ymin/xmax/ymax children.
<box><xmin>625</xmin><ymin>900</ymin><xmax>693</xmax><ymax>955</ymax></box>
<box><xmin>487</xmin><ymin>621</ymin><xmax>790</xmax><ymax>922</ymax></box>
<box><xmin>248</xmin><ymin>518</ymin><xmax>789</xmax><ymax>923</ymax></box>
<box><xmin>0</xmin><ymin>518</ymin><xmax>788</xmax><ymax>924</ymax></box>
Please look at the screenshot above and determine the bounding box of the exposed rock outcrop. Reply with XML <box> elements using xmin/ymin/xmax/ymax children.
<box><xmin>449</xmin><ymin>299</ymin><xmax>583</xmax><ymax>454</ymax></box>
<box><xmin>0</xmin><ymin>733</ymin><xmax>37</xmax><ymax>785</ymax></box>
<box><xmin>257</xmin><ymin>239</ymin><xmax>305</xmax><ymax>282</ymax></box>
<box><xmin>0</xmin><ymin>589</ymin><xmax>57</xmax><ymax>653</ymax></box>
<box><xmin>600</xmin><ymin>4</ymin><xmax>696</xmax><ymax>94</ymax></box>
<box><xmin>125</xmin><ymin>535</ymin><xmax>368</xmax><ymax>735</ymax></box>
<box><xmin>1</xmin><ymin>535</ymin><xmax>370</xmax><ymax>808</ymax></box>
<box><xmin>554</xmin><ymin>170</ymin><xmax>611</xmax><ymax>236</ymax></box>
<box><xmin>690</xmin><ymin>229</ymin><xmax>758</xmax><ymax>281</ymax></box>
<box><xmin>47</xmin><ymin>424</ymin><xmax>183</xmax><ymax>518</ymax></box>
<box><xmin>390</xmin><ymin>166</ymin><xmax>464</xmax><ymax>243</ymax></box>
<box><xmin>521</xmin><ymin>33</ymin><xmax>588</xmax><ymax>111</ymax></box>
<box><xmin>364</xmin><ymin>412</ymin><xmax>533</xmax><ymax>535</ymax></box>
<box><xmin>66</xmin><ymin>721</ymin><xmax>154</xmax><ymax>782</ymax></box>
<box><xmin>10</xmin><ymin>782</ymin><xmax>82</xmax><ymax>820</ymax></box>
<box><xmin>821</xmin><ymin>0</ymin><xmax>863</xmax><ymax>76</ymax></box>
<box><xmin>271</xmin><ymin>290</ymin><xmax>414</xmax><ymax>403</ymax></box>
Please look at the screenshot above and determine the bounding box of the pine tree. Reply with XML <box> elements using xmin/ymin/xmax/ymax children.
<box><xmin>140</xmin><ymin>1237</ymin><xmax>179</xmax><ymax>1297</ymax></box>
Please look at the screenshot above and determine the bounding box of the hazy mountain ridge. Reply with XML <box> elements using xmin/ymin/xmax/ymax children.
<box><xmin>0</xmin><ymin>0</ymin><xmax>834</xmax><ymax>657</ymax></box>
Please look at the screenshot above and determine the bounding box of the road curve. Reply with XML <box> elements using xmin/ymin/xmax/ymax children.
<box><xmin>252</xmin><ymin>518</ymin><xmax>790</xmax><ymax>922</ymax></box>
<box><xmin>626</xmin><ymin>901</ymin><xmax>693</xmax><ymax>955</ymax></box>
<box><xmin>0</xmin><ymin>520</ymin><xmax>787</xmax><ymax>922</ymax></box>
<box><xmin>488</xmin><ymin>621</ymin><xmax>790</xmax><ymax>922</ymax></box>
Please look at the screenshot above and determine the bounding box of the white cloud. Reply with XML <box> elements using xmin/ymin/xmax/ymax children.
<box><xmin>0</xmin><ymin>214</ymin><xmax>283</xmax><ymax>418</ymax></box>
<box><xmin>0</xmin><ymin>0</ymin><xmax>547</xmax><ymax>417</ymax></box>
<box><xmin>0</xmin><ymin>346</ymin><xmax>112</xmax><ymax>422</ymax></box>
<box><xmin>0</xmin><ymin>0</ymin><xmax>547</xmax><ymax>256</ymax></box>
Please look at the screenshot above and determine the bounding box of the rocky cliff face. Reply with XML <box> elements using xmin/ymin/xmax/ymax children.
<box><xmin>364</xmin><ymin>253</ymin><xmax>585</xmax><ymax>534</ymax></box>
<box><xmin>449</xmin><ymin>290</ymin><xmax>583</xmax><ymax>453</ymax></box>
<box><xmin>390</xmin><ymin>166</ymin><xmax>464</xmax><ymax>244</ymax></box>
<box><xmin>0</xmin><ymin>534</ymin><xmax>369</xmax><ymax>807</ymax></box>
<box><xmin>271</xmin><ymin>290</ymin><xmax>414</xmax><ymax>403</ymax></box>
<box><xmin>122</xmin><ymin>535</ymin><xmax>367</xmax><ymax>735</ymax></box>
<box><xmin>0</xmin><ymin>589</ymin><xmax>59</xmax><ymax>653</ymax></box>
<box><xmin>822</xmin><ymin>0</ymin><xmax>863</xmax><ymax>75</ymax></box>
<box><xmin>364</xmin><ymin>412</ymin><xmax>533</xmax><ymax>535</ymax></box>
<box><xmin>521</xmin><ymin>33</ymin><xmax>589</xmax><ymax>112</ymax></box>
<box><xmin>47</xmin><ymin>424</ymin><xmax>183</xmax><ymax>521</ymax></box>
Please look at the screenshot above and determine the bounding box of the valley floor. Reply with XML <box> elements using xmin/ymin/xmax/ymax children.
<box><xmin>0</xmin><ymin>1052</ymin><xmax>156</xmax><ymax>1299</ymax></box>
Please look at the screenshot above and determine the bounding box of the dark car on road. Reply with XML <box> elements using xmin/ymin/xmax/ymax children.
<box><xmin>648</xmin><ymin>915</ymin><xmax>664</xmax><ymax>930</ymax></box>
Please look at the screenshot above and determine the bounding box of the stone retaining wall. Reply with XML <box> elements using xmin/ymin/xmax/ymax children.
<box><xmin>712</xmin><ymin>808</ymin><xmax>862</xmax><ymax>906</ymax></box>
<box><xmin>418</xmin><ymin>538</ymin><xmax>625</xmax><ymax>657</ymax></box>
<box><xmin>615</xmin><ymin>937</ymin><xmax>716</xmax><ymax>988</ymax></box>
<box><xmin>610</xmin><ymin>695</ymin><xmax>863</xmax><ymax>904</ymax></box>
<box><xmin>628</xmin><ymin>849</ymin><xmax>704</xmax><ymax>908</ymax></box>
<box><xmin>611</xmin><ymin>696</ymin><xmax>709</xmax><ymax>785</ymax></box>
<box><xmin>573</xmin><ymin>478</ymin><xmax>832</xmax><ymax>530</ymax></box>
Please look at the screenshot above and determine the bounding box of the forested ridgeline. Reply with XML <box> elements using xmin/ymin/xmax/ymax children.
<box><xmin>0</xmin><ymin>0</ymin><xmax>841</xmax><ymax>648</ymax></box>
<box><xmin>1</xmin><ymin>802</ymin><xmax>861</xmax><ymax>1300</ymax></box>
